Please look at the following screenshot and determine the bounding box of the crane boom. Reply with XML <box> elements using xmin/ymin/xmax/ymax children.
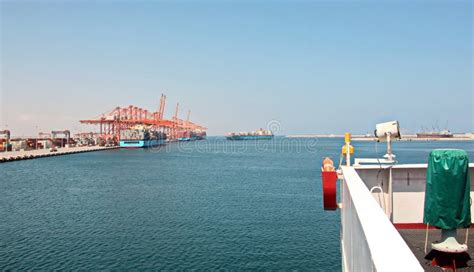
<box><xmin>160</xmin><ymin>95</ymin><xmax>166</xmax><ymax>119</ymax></box>
<box><xmin>158</xmin><ymin>94</ymin><xmax>165</xmax><ymax>120</ymax></box>
<box><xmin>174</xmin><ymin>103</ymin><xmax>179</xmax><ymax>120</ymax></box>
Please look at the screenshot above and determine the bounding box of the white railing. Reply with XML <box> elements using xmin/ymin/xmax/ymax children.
<box><xmin>340</xmin><ymin>166</ymin><xmax>423</xmax><ymax>272</ymax></box>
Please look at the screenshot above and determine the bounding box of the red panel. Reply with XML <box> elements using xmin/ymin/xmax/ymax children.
<box><xmin>322</xmin><ymin>170</ymin><xmax>338</xmax><ymax>210</ymax></box>
<box><xmin>394</xmin><ymin>223</ymin><xmax>474</xmax><ymax>229</ymax></box>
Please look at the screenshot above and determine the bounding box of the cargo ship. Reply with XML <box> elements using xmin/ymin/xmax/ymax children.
<box><xmin>119</xmin><ymin>125</ymin><xmax>166</xmax><ymax>148</ymax></box>
<box><xmin>226</xmin><ymin>129</ymin><xmax>274</xmax><ymax>140</ymax></box>
<box><xmin>195</xmin><ymin>130</ymin><xmax>207</xmax><ymax>140</ymax></box>
<box><xmin>177</xmin><ymin>130</ymin><xmax>207</xmax><ymax>141</ymax></box>
<box><xmin>416</xmin><ymin>129</ymin><xmax>453</xmax><ymax>138</ymax></box>
<box><xmin>321</xmin><ymin>122</ymin><xmax>474</xmax><ymax>271</ymax></box>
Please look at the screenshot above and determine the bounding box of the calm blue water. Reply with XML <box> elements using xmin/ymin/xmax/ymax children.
<box><xmin>1</xmin><ymin>138</ymin><xmax>473</xmax><ymax>270</ymax></box>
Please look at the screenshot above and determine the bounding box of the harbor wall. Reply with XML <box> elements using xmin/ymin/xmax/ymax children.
<box><xmin>0</xmin><ymin>146</ymin><xmax>118</xmax><ymax>163</ymax></box>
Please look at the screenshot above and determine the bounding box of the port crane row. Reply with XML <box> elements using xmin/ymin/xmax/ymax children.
<box><xmin>79</xmin><ymin>94</ymin><xmax>207</xmax><ymax>141</ymax></box>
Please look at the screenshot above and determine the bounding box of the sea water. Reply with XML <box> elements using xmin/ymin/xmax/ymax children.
<box><xmin>1</xmin><ymin>137</ymin><xmax>473</xmax><ymax>270</ymax></box>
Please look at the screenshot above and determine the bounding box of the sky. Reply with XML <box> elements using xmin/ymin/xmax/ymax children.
<box><xmin>0</xmin><ymin>0</ymin><xmax>472</xmax><ymax>136</ymax></box>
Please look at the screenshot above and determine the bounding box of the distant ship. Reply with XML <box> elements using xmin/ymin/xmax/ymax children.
<box><xmin>119</xmin><ymin>125</ymin><xmax>166</xmax><ymax>148</ymax></box>
<box><xmin>226</xmin><ymin>129</ymin><xmax>274</xmax><ymax>140</ymax></box>
<box><xmin>177</xmin><ymin>130</ymin><xmax>207</xmax><ymax>141</ymax></box>
<box><xmin>416</xmin><ymin>130</ymin><xmax>453</xmax><ymax>138</ymax></box>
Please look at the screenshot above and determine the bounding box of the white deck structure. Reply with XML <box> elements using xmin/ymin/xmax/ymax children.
<box><xmin>339</xmin><ymin>163</ymin><xmax>474</xmax><ymax>271</ymax></box>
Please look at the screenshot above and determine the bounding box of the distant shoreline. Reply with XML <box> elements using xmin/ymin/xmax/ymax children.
<box><xmin>286</xmin><ymin>134</ymin><xmax>474</xmax><ymax>141</ymax></box>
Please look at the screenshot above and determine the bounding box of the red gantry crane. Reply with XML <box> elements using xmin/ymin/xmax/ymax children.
<box><xmin>79</xmin><ymin>94</ymin><xmax>206</xmax><ymax>143</ymax></box>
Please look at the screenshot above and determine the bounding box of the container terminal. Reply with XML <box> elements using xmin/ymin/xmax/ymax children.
<box><xmin>0</xmin><ymin>94</ymin><xmax>207</xmax><ymax>162</ymax></box>
<box><xmin>79</xmin><ymin>94</ymin><xmax>207</xmax><ymax>145</ymax></box>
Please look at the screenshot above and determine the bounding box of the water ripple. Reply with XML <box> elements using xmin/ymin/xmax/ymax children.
<box><xmin>3</xmin><ymin>139</ymin><xmax>466</xmax><ymax>270</ymax></box>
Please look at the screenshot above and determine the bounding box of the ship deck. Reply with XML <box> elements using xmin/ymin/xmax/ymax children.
<box><xmin>339</xmin><ymin>164</ymin><xmax>474</xmax><ymax>271</ymax></box>
<box><xmin>399</xmin><ymin>229</ymin><xmax>474</xmax><ymax>271</ymax></box>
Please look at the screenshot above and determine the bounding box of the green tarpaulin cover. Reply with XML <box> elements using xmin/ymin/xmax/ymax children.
<box><xmin>424</xmin><ymin>149</ymin><xmax>471</xmax><ymax>229</ymax></box>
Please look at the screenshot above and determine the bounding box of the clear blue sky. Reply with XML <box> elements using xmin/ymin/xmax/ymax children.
<box><xmin>1</xmin><ymin>1</ymin><xmax>472</xmax><ymax>136</ymax></box>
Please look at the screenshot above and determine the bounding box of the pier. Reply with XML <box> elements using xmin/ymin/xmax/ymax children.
<box><xmin>286</xmin><ymin>134</ymin><xmax>474</xmax><ymax>141</ymax></box>
<box><xmin>0</xmin><ymin>146</ymin><xmax>118</xmax><ymax>163</ymax></box>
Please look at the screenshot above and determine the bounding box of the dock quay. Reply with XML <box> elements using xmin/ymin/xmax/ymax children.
<box><xmin>287</xmin><ymin>134</ymin><xmax>474</xmax><ymax>141</ymax></box>
<box><xmin>0</xmin><ymin>146</ymin><xmax>118</xmax><ymax>163</ymax></box>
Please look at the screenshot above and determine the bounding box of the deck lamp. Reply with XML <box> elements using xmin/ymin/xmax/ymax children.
<box><xmin>374</xmin><ymin>121</ymin><xmax>401</xmax><ymax>161</ymax></box>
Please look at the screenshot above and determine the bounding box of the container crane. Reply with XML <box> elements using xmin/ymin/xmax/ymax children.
<box><xmin>79</xmin><ymin>94</ymin><xmax>206</xmax><ymax>143</ymax></box>
<box><xmin>51</xmin><ymin>130</ymin><xmax>71</xmax><ymax>147</ymax></box>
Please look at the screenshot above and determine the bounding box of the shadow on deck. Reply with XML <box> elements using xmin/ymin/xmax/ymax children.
<box><xmin>399</xmin><ymin>229</ymin><xmax>474</xmax><ymax>271</ymax></box>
